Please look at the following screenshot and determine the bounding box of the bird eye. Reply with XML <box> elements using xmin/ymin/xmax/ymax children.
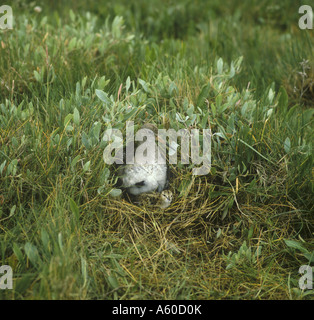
<box><xmin>135</xmin><ymin>181</ymin><xmax>145</xmax><ymax>186</ymax></box>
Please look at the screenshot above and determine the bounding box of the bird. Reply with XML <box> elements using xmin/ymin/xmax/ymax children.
<box><xmin>118</xmin><ymin>123</ymin><xmax>172</xmax><ymax>208</ymax></box>
<box><xmin>135</xmin><ymin>189</ymin><xmax>173</xmax><ymax>209</ymax></box>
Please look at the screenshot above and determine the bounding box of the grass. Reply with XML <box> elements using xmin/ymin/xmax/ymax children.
<box><xmin>0</xmin><ymin>0</ymin><xmax>313</xmax><ymax>300</ymax></box>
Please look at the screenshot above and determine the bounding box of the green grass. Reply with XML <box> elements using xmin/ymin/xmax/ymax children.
<box><xmin>0</xmin><ymin>0</ymin><xmax>313</xmax><ymax>300</ymax></box>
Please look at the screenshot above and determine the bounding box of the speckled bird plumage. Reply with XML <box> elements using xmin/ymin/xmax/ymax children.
<box><xmin>135</xmin><ymin>190</ymin><xmax>173</xmax><ymax>209</ymax></box>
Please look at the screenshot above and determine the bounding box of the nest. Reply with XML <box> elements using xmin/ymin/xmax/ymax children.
<box><xmin>98</xmin><ymin>167</ymin><xmax>242</xmax><ymax>245</ymax></box>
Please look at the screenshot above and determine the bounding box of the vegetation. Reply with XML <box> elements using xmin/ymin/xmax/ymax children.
<box><xmin>0</xmin><ymin>0</ymin><xmax>313</xmax><ymax>299</ymax></box>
